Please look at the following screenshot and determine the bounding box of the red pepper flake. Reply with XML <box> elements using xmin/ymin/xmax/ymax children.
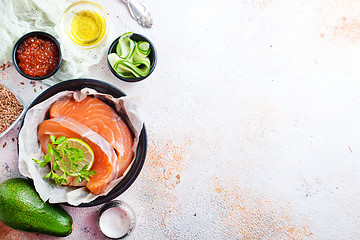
<box><xmin>2</xmin><ymin>142</ymin><xmax>7</xmax><ymax>148</ymax></box>
<box><xmin>11</xmin><ymin>138</ymin><xmax>15</xmax><ymax>142</ymax></box>
<box><xmin>34</xmin><ymin>88</ymin><xmax>37</xmax><ymax>93</ymax></box>
<box><xmin>20</xmin><ymin>82</ymin><xmax>24</xmax><ymax>85</ymax></box>
<box><xmin>175</xmin><ymin>174</ymin><xmax>180</xmax><ymax>184</ymax></box>
<box><xmin>40</xmin><ymin>85</ymin><xmax>43</xmax><ymax>90</ymax></box>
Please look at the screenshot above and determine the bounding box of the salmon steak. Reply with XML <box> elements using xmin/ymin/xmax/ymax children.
<box><xmin>38</xmin><ymin>117</ymin><xmax>119</xmax><ymax>195</ymax></box>
<box><xmin>49</xmin><ymin>96</ymin><xmax>134</xmax><ymax>178</ymax></box>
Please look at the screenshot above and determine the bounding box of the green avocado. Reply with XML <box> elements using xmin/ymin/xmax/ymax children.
<box><xmin>0</xmin><ymin>178</ymin><xmax>73</xmax><ymax>237</ymax></box>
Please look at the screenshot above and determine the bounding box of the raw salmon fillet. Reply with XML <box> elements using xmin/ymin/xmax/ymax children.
<box><xmin>38</xmin><ymin>117</ymin><xmax>119</xmax><ymax>195</ymax></box>
<box><xmin>49</xmin><ymin>96</ymin><xmax>133</xmax><ymax>178</ymax></box>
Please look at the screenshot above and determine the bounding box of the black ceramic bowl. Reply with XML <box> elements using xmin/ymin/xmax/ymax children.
<box><xmin>12</xmin><ymin>31</ymin><xmax>62</xmax><ymax>80</ymax></box>
<box><xmin>107</xmin><ymin>33</ymin><xmax>157</xmax><ymax>82</ymax></box>
<box><xmin>21</xmin><ymin>79</ymin><xmax>147</xmax><ymax>207</ymax></box>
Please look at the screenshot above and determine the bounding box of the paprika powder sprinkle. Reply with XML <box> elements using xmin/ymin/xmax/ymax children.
<box><xmin>17</xmin><ymin>36</ymin><xmax>59</xmax><ymax>77</ymax></box>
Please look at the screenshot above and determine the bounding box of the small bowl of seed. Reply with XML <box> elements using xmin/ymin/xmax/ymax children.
<box><xmin>0</xmin><ymin>83</ymin><xmax>26</xmax><ymax>139</ymax></box>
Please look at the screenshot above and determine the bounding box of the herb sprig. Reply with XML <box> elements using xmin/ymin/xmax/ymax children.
<box><xmin>33</xmin><ymin>135</ymin><xmax>96</xmax><ymax>185</ymax></box>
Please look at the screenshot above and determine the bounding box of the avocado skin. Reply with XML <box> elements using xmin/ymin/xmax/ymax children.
<box><xmin>0</xmin><ymin>178</ymin><xmax>73</xmax><ymax>237</ymax></box>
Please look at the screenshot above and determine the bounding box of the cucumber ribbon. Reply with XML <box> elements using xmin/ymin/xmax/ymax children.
<box><xmin>108</xmin><ymin>32</ymin><xmax>151</xmax><ymax>78</ymax></box>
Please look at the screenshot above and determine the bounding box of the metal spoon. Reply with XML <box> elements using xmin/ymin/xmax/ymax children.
<box><xmin>121</xmin><ymin>0</ymin><xmax>153</xmax><ymax>28</ymax></box>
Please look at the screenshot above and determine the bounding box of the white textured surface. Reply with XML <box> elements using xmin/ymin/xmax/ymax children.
<box><xmin>1</xmin><ymin>0</ymin><xmax>360</xmax><ymax>239</ymax></box>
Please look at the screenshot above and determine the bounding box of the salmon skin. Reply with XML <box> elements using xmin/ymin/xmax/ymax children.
<box><xmin>49</xmin><ymin>96</ymin><xmax>134</xmax><ymax>178</ymax></box>
<box><xmin>38</xmin><ymin>117</ymin><xmax>119</xmax><ymax>195</ymax></box>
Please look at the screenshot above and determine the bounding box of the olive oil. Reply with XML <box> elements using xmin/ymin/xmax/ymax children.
<box><xmin>70</xmin><ymin>10</ymin><xmax>106</xmax><ymax>46</ymax></box>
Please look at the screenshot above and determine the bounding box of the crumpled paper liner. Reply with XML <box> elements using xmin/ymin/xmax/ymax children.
<box><xmin>18</xmin><ymin>88</ymin><xmax>143</xmax><ymax>206</ymax></box>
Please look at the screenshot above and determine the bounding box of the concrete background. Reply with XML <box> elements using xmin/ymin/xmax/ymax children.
<box><xmin>1</xmin><ymin>0</ymin><xmax>360</xmax><ymax>239</ymax></box>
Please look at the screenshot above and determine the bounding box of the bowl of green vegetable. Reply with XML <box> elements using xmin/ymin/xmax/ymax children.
<box><xmin>107</xmin><ymin>32</ymin><xmax>157</xmax><ymax>82</ymax></box>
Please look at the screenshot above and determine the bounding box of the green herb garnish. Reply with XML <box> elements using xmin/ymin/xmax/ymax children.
<box><xmin>33</xmin><ymin>135</ymin><xmax>96</xmax><ymax>185</ymax></box>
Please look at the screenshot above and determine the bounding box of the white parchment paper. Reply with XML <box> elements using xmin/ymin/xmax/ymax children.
<box><xmin>18</xmin><ymin>88</ymin><xmax>143</xmax><ymax>206</ymax></box>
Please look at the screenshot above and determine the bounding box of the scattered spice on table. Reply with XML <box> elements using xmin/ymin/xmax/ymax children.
<box><xmin>0</xmin><ymin>63</ymin><xmax>10</xmax><ymax>71</ymax></box>
<box><xmin>0</xmin><ymin>84</ymin><xmax>24</xmax><ymax>134</ymax></box>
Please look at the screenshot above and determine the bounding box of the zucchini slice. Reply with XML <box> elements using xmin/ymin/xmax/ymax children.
<box><xmin>109</xmin><ymin>32</ymin><xmax>152</xmax><ymax>78</ymax></box>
